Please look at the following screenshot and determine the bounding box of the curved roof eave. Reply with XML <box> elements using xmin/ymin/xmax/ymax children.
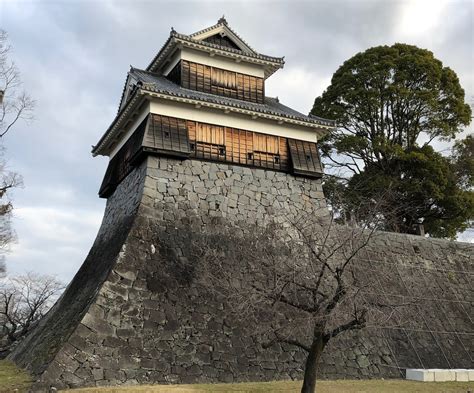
<box><xmin>146</xmin><ymin>32</ymin><xmax>284</xmax><ymax>78</ymax></box>
<box><xmin>92</xmin><ymin>90</ymin><xmax>335</xmax><ymax>157</ymax></box>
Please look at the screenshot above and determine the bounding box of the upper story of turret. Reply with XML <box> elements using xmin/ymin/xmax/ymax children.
<box><xmin>93</xmin><ymin>18</ymin><xmax>335</xmax><ymax>198</ymax></box>
<box><xmin>133</xmin><ymin>16</ymin><xmax>284</xmax><ymax>106</ymax></box>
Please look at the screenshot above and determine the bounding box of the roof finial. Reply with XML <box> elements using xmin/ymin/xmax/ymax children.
<box><xmin>171</xmin><ymin>26</ymin><xmax>176</xmax><ymax>34</ymax></box>
<box><xmin>218</xmin><ymin>15</ymin><xmax>228</xmax><ymax>25</ymax></box>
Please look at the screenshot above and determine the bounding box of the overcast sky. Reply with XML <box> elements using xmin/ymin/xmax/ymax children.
<box><xmin>0</xmin><ymin>0</ymin><xmax>473</xmax><ymax>283</ymax></box>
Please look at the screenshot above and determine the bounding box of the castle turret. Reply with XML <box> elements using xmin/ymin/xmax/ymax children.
<box><xmin>9</xmin><ymin>19</ymin><xmax>473</xmax><ymax>391</ymax></box>
<box><xmin>92</xmin><ymin>18</ymin><xmax>334</xmax><ymax>198</ymax></box>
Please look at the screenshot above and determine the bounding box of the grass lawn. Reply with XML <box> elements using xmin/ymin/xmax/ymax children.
<box><xmin>67</xmin><ymin>379</ymin><xmax>474</xmax><ymax>393</ymax></box>
<box><xmin>0</xmin><ymin>360</ymin><xmax>32</xmax><ymax>393</ymax></box>
<box><xmin>0</xmin><ymin>361</ymin><xmax>473</xmax><ymax>393</ymax></box>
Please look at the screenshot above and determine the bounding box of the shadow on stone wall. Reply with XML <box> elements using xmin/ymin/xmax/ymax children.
<box><xmin>9</xmin><ymin>158</ymin><xmax>474</xmax><ymax>391</ymax></box>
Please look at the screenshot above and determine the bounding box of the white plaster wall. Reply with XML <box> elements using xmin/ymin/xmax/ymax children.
<box><xmin>162</xmin><ymin>48</ymin><xmax>265</xmax><ymax>78</ymax></box>
<box><xmin>149</xmin><ymin>98</ymin><xmax>318</xmax><ymax>142</ymax></box>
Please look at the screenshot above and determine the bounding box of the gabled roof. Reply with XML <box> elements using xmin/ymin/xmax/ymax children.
<box><xmin>146</xmin><ymin>18</ymin><xmax>284</xmax><ymax>78</ymax></box>
<box><xmin>189</xmin><ymin>16</ymin><xmax>257</xmax><ymax>54</ymax></box>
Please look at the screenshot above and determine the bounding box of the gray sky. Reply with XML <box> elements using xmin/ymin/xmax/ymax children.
<box><xmin>1</xmin><ymin>0</ymin><xmax>473</xmax><ymax>282</ymax></box>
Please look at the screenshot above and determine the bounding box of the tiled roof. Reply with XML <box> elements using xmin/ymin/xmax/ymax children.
<box><xmin>146</xmin><ymin>30</ymin><xmax>284</xmax><ymax>75</ymax></box>
<box><xmin>131</xmin><ymin>68</ymin><xmax>334</xmax><ymax>127</ymax></box>
<box><xmin>188</xmin><ymin>18</ymin><xmax>257</xmax><ymax>54</ymax></box>
<box><xmin>174</xmin><ymin>31</ymin><xmax>283</xmax><ymax>63</ymax></box>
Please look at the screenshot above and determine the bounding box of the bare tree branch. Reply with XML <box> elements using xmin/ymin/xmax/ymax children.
<box><xmin>0</xmin><ymin>272</ymin><xmax>64</xmax><ymax>356</ymax></box>
<box><xmin>0</xmin><ymin>30</ymin><xmax>35</xmax><ymax>139</ymax></box>
<box><xmin>184</xmin><ymin>187</ymin><xmax>409</xmax><ymax>393</ymax></box>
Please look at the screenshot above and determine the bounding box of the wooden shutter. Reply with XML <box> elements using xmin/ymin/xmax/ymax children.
<box><xmin>196</xmin><ymin>123</ymin><xmax>225</xmax><ymax>145</ymax></box>
<box><xmin>288</xmin><ymin>139</ymin><xmax>323</xmax><ymax>178</ymax></box>
<box><xmin>253</xmin><ymin>134</ymin><xmax>279</xmax><ymax>154</ymax></box>
<box><xmin>98</xmin><ymin>119</ymin><xmax>147</xmax><ymax>198</ymax></box>
<box><xmin>143</xmin><ymin>114</ymin><xmax>191</xmax><ymax>156</ymax></box>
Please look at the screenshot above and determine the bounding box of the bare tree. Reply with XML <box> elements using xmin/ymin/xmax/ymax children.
<box><xmin>0</xmin><ymin>148</ymin><xmax>22</xmax><ymax>275</ymax></box>
<box><xmin>0</xmin><ymin>30</ymin><xmax>34</xmax><ymax>273</ymax></box>
<box><xmin>0</xmin><ymin>30</ymin><xmax>34</xmax><ymax>138</ymax></box>
<box><xmin>0</xmin><ymin>272</ymin><xmax>64</xmax><ymax>356</ymax></box>
<box><xmin>188</xmin><ymin>198</ymin><xmax>407</xmax><ymax>393</ymax></box>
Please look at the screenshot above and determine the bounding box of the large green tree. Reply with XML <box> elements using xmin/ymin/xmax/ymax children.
<box><xmin>311</xmin><ymin>43</ymin><xmax>473</xmax><ymax>238</ymax></box>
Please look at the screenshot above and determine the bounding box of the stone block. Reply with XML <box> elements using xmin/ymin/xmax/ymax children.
<box><xmin>406</xmin><ymin>369</ymin><xmax>435</xmax><ymax>382</ymax></box>
<box><xmin>434</xmin><ymin>369</ymin><xmax>456</xmax><ymax>381</ymax></box>
<box><xmin>469</xmin><ymin>369</ymin><xmax>474</xmax><ymax>381</ymax></box>
<box><xmin>103</xmin><ymin>336</ymin><xmax>125</xmax><ymax>348</ymax></box>
<box><xmin>91</xmin><ymin>368</ymin><xmax>104</xmax><ymax>381</ymax></box>
<box><xmin>454</xmin><ymin>369</ymin><xmax>470</xmax><ymax>381</ymax></box>
<box><xmin>406</xmin><ymin>369</ymin><xmax>465</xmax><ymax>382</ymax></box>
<box><xmin>62</xmin><ymin>371</ymin><xmax>84</xmax><ymax>386</ymax></box>
<box><xmin>116</xmin><ymin>328</ymin><xmax>136</xmax><ymax>339</ymax></box>
<box><xmin>81</xmin><ymin>314</ymin><xmax>115</xmax><ymax>336</ymax></box>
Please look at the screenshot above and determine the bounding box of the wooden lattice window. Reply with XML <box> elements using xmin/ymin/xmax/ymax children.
<box><xmin>187</xmin><ymin>120</ymin><xmax>289</xmax><ymax>170</ymax></box>
<box><xmin>145</xmin><ymin>114</ymin><xmax>190</xmax><ymax>155</ymax></box>
<box><xmin>252</xmin><ymin>133</ymin><xmax>283</xmax><ymax>169</ymax></box>
<box><xmin>189</xmin><ymin>122</ymin><xmax>227</xmax><ymax>161</ymax></box>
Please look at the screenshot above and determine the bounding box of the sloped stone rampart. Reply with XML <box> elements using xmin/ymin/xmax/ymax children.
<box><xmin>9</xmin><ymin>162</ymin><xmax>147</xmax><ymax>382</ymax></box>
<box><xmin>9</xmin><ymin>157</ymin><xmax>474</xmax><ymax>391</ymax></box>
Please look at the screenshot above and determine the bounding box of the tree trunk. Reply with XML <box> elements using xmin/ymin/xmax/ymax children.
<box><xmin>300</xmin><ymin>335</ymin><xmax>327</xmax><ymax>393</ymax></box>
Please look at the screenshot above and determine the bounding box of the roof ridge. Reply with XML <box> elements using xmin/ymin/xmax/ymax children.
<box><xmin>116</xmin><ymin>69</ymin><xmax>134</xmax><ymax>114</ymax></box>
<box><xmin>188</xmin><ymin>21</ymin><xmax>221</xmax><ymax>38</ymax></box>
<box><xmin>145</xmin><ymin>32</ymin><xmax>174</xmax><ymax>72</ymax></box>
<box><xmin>131</xmin><ymin>67</ymin><xmax>161</xmax><ymax>76</ymax></box>
<box><xmin>146</xmin><ymin>27</ymin><xmax>284</xmax><ymax>75</ymax></box>
<box><xmin>173</xmin><ymin>32</ymin><xmax>284</xmax><ymax>62</ymax></box>
<box><xmin>188</xmin><ymin>19</ymin><xmax>257</xmax><ymax>54</ymax></box>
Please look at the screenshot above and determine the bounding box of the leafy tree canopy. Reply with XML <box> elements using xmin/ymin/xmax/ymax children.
<box><xmin>452</xmin><ymin>134</ymin><xmax>474</xmax><ymax>189</ymax></box>
<box><xmin>311</xmin><ymin>43</ymin><xmax>473</xmax><ymax>238</ymax></box>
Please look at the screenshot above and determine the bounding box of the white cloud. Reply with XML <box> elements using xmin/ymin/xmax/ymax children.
<box><xmin>0</xmin><ymin>0</ymin><xmax>472</xmax><ymax>283</ymax></box>
<box><xmin>398</xmin><ymin>0</ymin><xmax>447</xmax><ymax>38</ymax></box>
<box><xmin>12</xmin><ymin>206</ymin><xmax>101</xmax><ymax>243</ymax></box>
<box><xmin>266</xmin><ymin>66</ymin><xmax>331</xmax><ymax>115</ymax></box>
<box><xmin>7</xmin><ymin>205</ymin><xmax>102</xmax><ymax>281</ymax></box>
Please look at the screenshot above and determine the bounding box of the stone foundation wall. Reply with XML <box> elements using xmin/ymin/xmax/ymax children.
<box><xmin>10</xmin><ymin>156</ymin><xmax>474</xmax><ymax>391</ymax></box>
<box><xmin>139</xmin><ymin>156</ymin><xmax>326</xmax><ymax>224</ymax></box>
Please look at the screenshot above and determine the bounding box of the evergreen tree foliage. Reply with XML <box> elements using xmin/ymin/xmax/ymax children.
<box><xmin>311</xmin><ymin>43</ymin><xmax>473</xmax><ymax>238</ymax></box>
